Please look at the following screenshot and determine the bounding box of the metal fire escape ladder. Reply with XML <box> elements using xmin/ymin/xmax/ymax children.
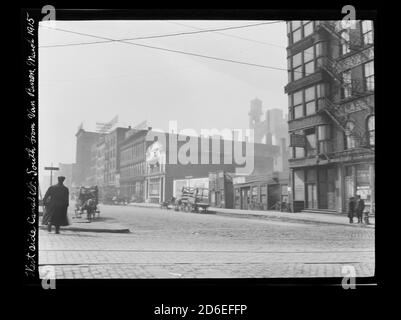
<box><xmin>321</xmin><ymin>98</ymin><xmax>369</xmax><ymax>148</ymax></box>
<box><xmin>321</xmin><ymin>98</ymin><xmax>348</xmax><ymax>131</ymax></box>
<box><xmin>322</xmin><ymin>57</ymin><xmax>365</xmax><ymax>97</ymax></box>
<box><xmin>318</xmin><ymin>21</ymin><xmax>370</xmax><ymax>60</ymax></box>
<box><xmin>321</xmin><ymin>56</ymin><xmax>371</xmax><ymax>112</ymax></box>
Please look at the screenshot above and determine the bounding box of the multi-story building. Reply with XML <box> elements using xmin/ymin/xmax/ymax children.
<box><xmin>85</xmin><ymin>144</ymin><xmax>98</xmax><ymax>186</ymax></box>
<box><xmin>119</xmin><ymin>128</ymin><xmax>150</xmax><ymax>201</ymax></box>
<box><xmin>285</xmin><ymin>20</ymin><xmax>375</xmax><ymax>214</ymax></box>
<box><xmin>142</xmin><ymin>132</ymin><xmax>280</xmax><ymax>204</ymax></box>
<box><xmin>95</xmin><ymin>135</ymin><xmax>106</xmax><ymax>199</ymax></box>
<box><xmin>103</xmin><ymin>127</ymin><xmax>130</xmax><ymax>197</ymax></box>
<box><xmin>73</xmin><ymin>128</ymin><xmax>99</xmax><ymax>187</ymax></box>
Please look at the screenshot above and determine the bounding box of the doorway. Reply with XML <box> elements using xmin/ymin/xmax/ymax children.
<box><xmin>241</xmin><ymin>187</ymin><xmax>250</xmax><ymax>210</ymax></box>
<box><xmin>306</xmin><ymin>183</ymin><xmax>318</xmax><ymax>209</ymax></box>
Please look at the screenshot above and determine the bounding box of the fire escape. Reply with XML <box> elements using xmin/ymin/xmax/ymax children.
<box><xmin>315</xmin><ymin>21</ymin><xmax>374</xmax><ymax>159</ymax></box>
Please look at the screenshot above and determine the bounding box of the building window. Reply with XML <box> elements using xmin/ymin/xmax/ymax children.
<box><xmin>294</xmin><ymin>147</ymin><xmax>305</xmax><ymax>158</ymax></box>
<box><xmin>292</xmin><ymin>90</ymin><xmax>303</xmax><ymax>119</ymax></box>
<box><xmin>289</xmin><ymin>21</ymin><xmax>314</xmax><ymax>44</ymax></box>
<box><xmin>305</xmin><ymin>128</ymin><xmax>317</xmax><ymax>157</ymax></box>
<box><xmin>291</xmin><ymin>21</ymin><xmax>302</xmax><ymax>43</ymax></box>
<box><xmin>367</xmin><ymin>115</ymin><xmax>375</xmax><ymax>146</ymax></box>
<box><xmin>304</xmin><ymin>46</ymin><xmax>315</xmax><ymax>76</ymax></box>
<box><xmin>361</xmin><ymin>20</ymin><xmax>373</xmax><ymax>46</ymax></box>
<box><xmin>345</xmin><ymin>121</ymin><xmax>357</xmax><ymax>149</ymax></box>
<box><xmin>303</xmin><ymin>21</ymin><xmax>314</xmax><ymax>37</ymax></box>
<box><xmin>290</xmin><ymin>84</ymin><xmax>323</xmax><ymax>119</ymax></box>
<box><xmin>340</xmin><ymin>29</ymin><xmax>350</xmax><ymax>55</ymax></box>
<box><xmin>289</xmin><ymin>45</ymin><xmax>318</xmax><ymax>82</ymax></box>
<box><xmin>317</xmin><ymin>124</ymin><xmax>331</xmax><ymax>153</ymax></box>
<box><xmin>342</xmin><ymin>70</ymin><xmax>352</xmax><ymax>98</ymax></box>
<box><xmin>305</xmin><ymin>86</ymin><xmax>316</xmax><ymax>115</ymax></box>
<box><xmin>364</xmin><ymin>61</ymin><xmax>374</xmax><ymax>91</ymax></box>
<box><xmin>292</xmin><ymin>130</ymin><xmax>305</xmax><ymax>159</ymax></box>
<box><xmin>292</xmin><ymin>52</ymin><xmax>303</xmax><ymax>81</ymax></box>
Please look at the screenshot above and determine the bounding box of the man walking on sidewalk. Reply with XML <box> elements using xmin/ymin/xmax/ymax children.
<box><xmin>356</xmin><ymin>195</ymin><xmax>365</xmax><ymax>224</ymax></box>
<box><xmin>42</xmin><ymin>176</ymin><xmax>70</xmax><ymax>234</ymax></box>
<box><xmin>348</xmin><ymin>197</ymin><xmax>355</xmax><ymax>224</ymax></box>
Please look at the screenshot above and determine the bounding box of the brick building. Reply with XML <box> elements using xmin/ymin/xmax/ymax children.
<box><xmin>119</xmin><ymin>128</ymin><xmax>150</xmax><ymax>201</ymax></box>
<box><xmin>95</xmin><ymin>135</ymin><xmax>106</xmax><ymax>199</ymax></box>
<box><xmin>285</xmin><ymin>20</ymin><xmax>375</xmax><ymax>214</ymax></box>
<box><xmin>118</xmin><ymin>128</ymin><xmax>280</xmax><ymax>204</ymax></box>
<box><xmin>103</xmin><ymin>127</ymin><xmax>130</xmax><ymax>198</ymax></box>
<box><xmin>73</xmin><ymin>128</ymin><xmax>99</xmax><ymax>187</ymax></box>
<box><xmin>143</xmin><ymin>132</ymin><xmax>279</xmax><ymax>204</ymax></box>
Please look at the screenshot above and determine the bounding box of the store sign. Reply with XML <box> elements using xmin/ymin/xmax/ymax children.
<box><xmin>290</xmin><ymin>133</ymin><xmax>306</xmax><ymax>147</ymax></box>
<box><xmin>233</xmin><ymin>176</ymin><xmax>246</xmax><ymax>184</ymax></box>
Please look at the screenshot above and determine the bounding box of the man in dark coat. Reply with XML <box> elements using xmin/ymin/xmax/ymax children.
<box><xmin>348</xmin><ymin>197</ymin><xmax>355</xmax><ymax>223</ymax></box>
<box><xmin>42</xmin><ymin>176</ymin><xmax>69</xmax><ymax>233</ymax></box>
<box><xmin>356</xmin><ymin>195</ymin><xmax>365</xmax><ymax>224</ymax></box>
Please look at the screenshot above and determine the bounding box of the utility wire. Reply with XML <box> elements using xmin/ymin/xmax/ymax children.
<box><xmin>39</xmin><ymin>25</ymin><xmax>291</xmax><ymax>72</ymax></box>
<box><xmin>39</xmin><ymin>21</ymin><xmax>283</xmax><ymax>48</ymax></box>
<box><xmin>166</xmin><ymin>20</ymin><xmax>285</xmax><ymax>49</ymax></box>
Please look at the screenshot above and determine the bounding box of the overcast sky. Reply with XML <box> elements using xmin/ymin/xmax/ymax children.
<box><xmin>38</xmin><ymin>20</ymin><xmax>288</xmax><ymax>177</ymax></box>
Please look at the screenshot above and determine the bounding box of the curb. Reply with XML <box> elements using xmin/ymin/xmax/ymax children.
<box><xmin>127</xmin><ymin>203</ymin><xmax>375</xmax><ymax>228</ymax></box>
<box><xmin>214</xmin><ymin>211</ymin><xmax>375</xmax><ymax>228</ymax></box>
<box><xmin>39</xmin><ymin>225</ymin><xmax>131</xmax><ymax>234</ymax></box>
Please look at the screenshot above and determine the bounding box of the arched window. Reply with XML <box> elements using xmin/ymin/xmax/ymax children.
<box><xmin>345</xmin><ymin>121</ymin><xmax>356</xmax><ymax>149</ymax></box>
<box><xmin>367</xmin><ymin>115</ymin><xmax>375</xmax><ymax>146</ymax></box>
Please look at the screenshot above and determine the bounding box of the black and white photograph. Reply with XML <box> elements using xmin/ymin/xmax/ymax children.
<box><xmin>22</xmin><ymin>8</ymin><xmax>376</xmax><ymax>291</ymax></box>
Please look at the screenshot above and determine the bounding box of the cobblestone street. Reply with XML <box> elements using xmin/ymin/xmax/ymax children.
<box><xmin>39</xmin><ymin>204</ymin><xmax>375</xmax><ymax>279</ymax></box>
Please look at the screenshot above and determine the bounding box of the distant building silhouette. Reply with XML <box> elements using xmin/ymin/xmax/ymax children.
<box><xmin>248</xmin><ymin>98</ymin><xmax>289</xmax><ymax>172</ymax></box>
<box><xmin>73</xmin><ymin>127</ymin><xmax>99</xmax><ymax>187</ymax></box>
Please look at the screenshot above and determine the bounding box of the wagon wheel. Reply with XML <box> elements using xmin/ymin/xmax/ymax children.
<box><xmin>75</xmin><ymin>207</ymin><xmax>81</xmax><ymax>218</ymax></box>
<box><xmin>86</xmin><ymin>209</ymin><xmax>92</xmax><ymax>223</ymax></box>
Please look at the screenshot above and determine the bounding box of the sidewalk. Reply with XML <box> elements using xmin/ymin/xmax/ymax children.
<box><xmin>128</xmin><ymin>202</ymin><xmax>375</xmax><ymax>228</ymax></box>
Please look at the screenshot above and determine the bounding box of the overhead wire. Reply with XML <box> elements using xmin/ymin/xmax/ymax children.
<box><xmin>39</xmin><ymin>24</ymin><xmax>294</xmax><ymax>73</ymax></box>
<box><xmin>39</xmin><ymin>20</ymin><xmax>283</xmax><ymax>48</ymax></box>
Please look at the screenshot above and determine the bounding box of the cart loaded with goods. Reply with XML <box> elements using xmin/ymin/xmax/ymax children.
<box><xmin>174</xmin><ymin>187</ymin><xmax>210</xmax><ymax>213</ymax></box>
<box><xmin>75</xmin><ymin>186</ymin><xmax>100</xmax><ymax>222</ymax></box>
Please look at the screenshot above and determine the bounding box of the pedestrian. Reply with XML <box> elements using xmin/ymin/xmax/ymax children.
<box><xmin>42</xmin><ymin>176</ymin><xmax>70</xmax><ymax>234</ymax></box>
<box><xmin>356</xmin><ymin>195</ymin><xmax>365</xmax><ymax>224</ymax></box>
<box><xmin>348</xmin><ymin>197</ymin><xmax>355</xmax><ymax>223</ymax></box>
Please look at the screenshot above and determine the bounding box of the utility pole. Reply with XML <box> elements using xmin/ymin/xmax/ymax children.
<box><xmin>44</xmin><ymin>163</ymin><xmax>59</xmax><ymax>187</ymax></box>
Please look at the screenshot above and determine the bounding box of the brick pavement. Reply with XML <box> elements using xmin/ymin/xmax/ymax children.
<box><xmin>39</xmin><ymin>204</ymin><xmax>375</xmax><ymax>279</ymax></box>
<box><xmin>39</xmin><ymin>230</ymin><xmax>374</xmax><ymax>279</ymax></box>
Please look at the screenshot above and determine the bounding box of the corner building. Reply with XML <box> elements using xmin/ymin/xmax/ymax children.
<box><xmin>285</xmin><ymin>20</ymin><xmax>375</xmax><ymax>214</ymax></box>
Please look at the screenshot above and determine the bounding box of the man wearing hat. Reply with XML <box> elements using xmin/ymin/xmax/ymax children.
<box><xmin>42</xmin><ymin>176</ymin><xmax>70</xmax><ymax>234</ymax></box>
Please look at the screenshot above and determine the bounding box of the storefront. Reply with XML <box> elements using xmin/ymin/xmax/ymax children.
<box><xmin>343</xmin><ymin>163</ymin><xmax>375</xmax><ymax>215</ymax></box>
<box><xmin>291</xmin><ymin>161</ymin><xmax>374</xmax><ymax>214</ymax></box>
<box><xmin>121</xmin><ymin>180</ymin><xmax>145</xmax><ymax>201</ymax></box>
<box><xmin>233</xmin><ymin>173</ymin><xmax>289</xmax><ymax>211</ymax></box>
<box><xmin>209</xmin><ymin>171</ymin><xmax>234</xmax><ymax>209</ymax></box>
<box><xmin>292</xmin><ymin>165</ymin><xmax>337</xmax><ymax>212</ymax></box>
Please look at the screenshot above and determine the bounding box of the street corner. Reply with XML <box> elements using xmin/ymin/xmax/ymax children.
<box><xmin>39</xmin><ymin>219</ymin><xmax>131</xmax><ymax>234</ymax></box>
